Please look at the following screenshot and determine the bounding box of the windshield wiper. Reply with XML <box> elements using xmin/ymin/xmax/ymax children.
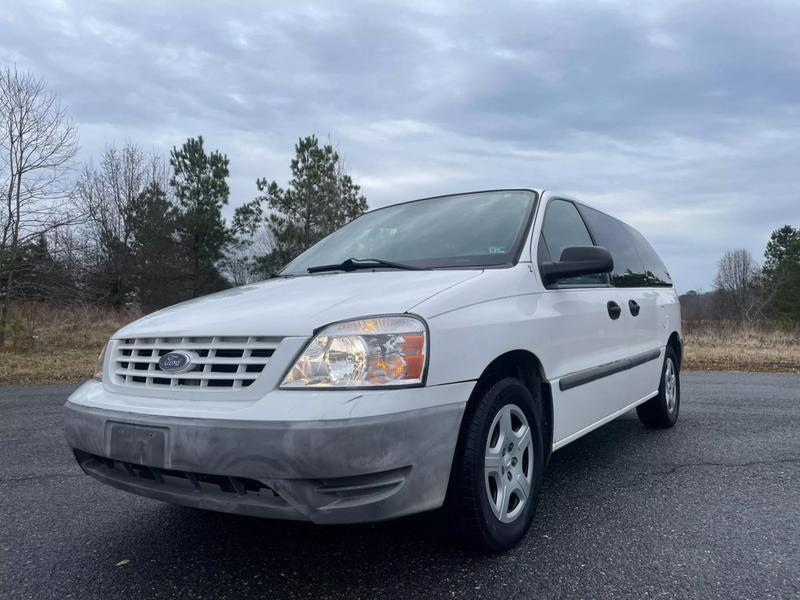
<box><xmin>307</xmin><ymin>257</ymin><xmax>423</xmax><ymax>274</ymax></box>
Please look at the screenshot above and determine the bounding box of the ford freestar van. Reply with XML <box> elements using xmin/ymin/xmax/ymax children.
<box><xmin>64</xmin><ymin>189</ymin><xmax>681</xmax><ymax>552</ymax></box>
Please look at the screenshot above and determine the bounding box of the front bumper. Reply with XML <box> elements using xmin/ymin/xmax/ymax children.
<box><xmin>64</xmin><ymin>391</ymin><xmax>468</xmax><ymax>524</ymax></box>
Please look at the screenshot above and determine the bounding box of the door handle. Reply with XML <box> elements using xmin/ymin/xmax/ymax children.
<box><xmin>628</xmin><ymin>300</ymin><xmax>641</xmax><ymax>316</ymax></box>
<box><xmin>607</xmin><ymin>301</ymin><xmax>622</xmax><ymax>320</ymax></box>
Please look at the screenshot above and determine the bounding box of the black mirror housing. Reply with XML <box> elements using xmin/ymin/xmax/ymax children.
<box><xmin>540</xmin><ymin>245</ymin><xmax>614</xmax><ymax>284</ymax></box>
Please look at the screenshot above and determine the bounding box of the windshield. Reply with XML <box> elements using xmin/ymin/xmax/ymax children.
<box><xmin>282</xmin><ymin>190</ymin><xmax>538</xmax><ymax>274</ymax></box>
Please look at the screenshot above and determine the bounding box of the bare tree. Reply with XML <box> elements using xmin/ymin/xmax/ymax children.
<box><xmin>75</xmin><ymin>143</ymin><xmax>169</xmax><ymax>306</ymax></box>
<box><xmin>0</xmin><ymin>65</ymin><xmax>78</xmax><ymax>345</ymax></box>
<box><xmin>220</xmin><ymin>243</ymin><xmax>254</xmax><ymax>287</ymax></box>
<box><xmin>713</xmin><ymin>248</ymin><xmax>765</xmax><ymax>322</ymax></box>
<box><xmin>46</xmin><ymin>225</ymin><xmax>90</xmax><ymax>302</ymax></box>
<box><xmin>220</xmin><ymin>227</ymin><xmax>275</xmax><ymax>286</ymax></box>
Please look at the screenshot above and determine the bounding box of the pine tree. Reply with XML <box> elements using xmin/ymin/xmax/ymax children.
<box><xmin>763</xmin><ymin>225</ymin><xmax>800</xmax><ymax>322</ymax></box>
<box><xmin>128</xmin><ymin>181</ymin><xmax>183</xmax><ymax>311</ymax></box>
<box><xmin>252</xmin><ymin>136</ymin><xmax>368</xmax><ymax>272</ymax></box>
<box><xmin>169</xmin><ymin>136</ymin><xmax>231</xmax><ymax>296</ymax></box>
<box><xmin>763</xmin><ymin>225</ymin><xmax>800</xmax><ymax>279</ymax></box>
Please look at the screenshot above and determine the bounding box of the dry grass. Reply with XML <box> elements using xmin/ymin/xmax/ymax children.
<box><xmin>683</xmin><ymin>321</ymin><xmax>800</xmax><ymax>373</ymax></box>
<box><xmin>0</xmin><ymin>303</ymin><xmax>139</xmax><ymax>385</ymax></box>
<box><xmin>1</xmin><ymin>305</ymin><xmax>798</xmax><ymax>385</ymax></box>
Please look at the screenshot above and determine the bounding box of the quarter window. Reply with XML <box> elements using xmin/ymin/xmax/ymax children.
<box><xmin>626</xmin><ymin>226</ymin><xmax>673</xmax><ymax>286</ymax></box>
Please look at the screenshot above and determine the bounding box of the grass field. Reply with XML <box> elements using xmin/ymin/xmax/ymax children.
<box><xmin>0</xmin><ymin>304</ymin><xmax>139</xmax><ymax>385</ymax></box>
<box><xmin>1</xmin><ymin>305</ymin><xmax>798</xmax><ymax>385</ymax></box>
<box><xmin>682</xmin><ymin>321</ymin><xmax>800</xmax><ymax>374</ymax></box>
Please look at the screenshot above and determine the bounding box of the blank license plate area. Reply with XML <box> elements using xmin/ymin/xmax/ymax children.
<box><xmin>106</xmin><ymin>422</ymin><xmax>168</xmax><ymax>466</ymax></box>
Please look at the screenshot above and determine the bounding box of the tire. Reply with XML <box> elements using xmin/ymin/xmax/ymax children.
<box><xmin>447</xmin><ymin>377</ymin><xmax>545</xmax><ymax>553</ymax></box>
<box><xmin>636</xmin><ymin>346</ymin><xmax>680</xmax><ymax>429</ymax></box>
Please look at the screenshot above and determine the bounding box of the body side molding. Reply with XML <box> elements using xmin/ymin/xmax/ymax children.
<box><xmin>558</xmin><ymin>348</ymin><xmax>662</xmax><ymax>392</ymax></box>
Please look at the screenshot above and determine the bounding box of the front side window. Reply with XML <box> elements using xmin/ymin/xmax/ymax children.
<box><xmin>539</xmin><ymin>199</ymin><xmax>604</xmax><ymax>285</ymax></box>
<box><xmin>282</xmin><ymin>190</ymin><xmax>537</xmax><ymax>273</ymax></box>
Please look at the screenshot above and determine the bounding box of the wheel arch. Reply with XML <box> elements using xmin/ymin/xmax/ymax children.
<box><xmin>667</xmin><ymin>331</ymin><xmax>682</xmax><ymax>367</ymax></box>
<box><xmin>463</xmin><ymin>350</ymin><xmax>553</xmax><ymax>464</ymax></box>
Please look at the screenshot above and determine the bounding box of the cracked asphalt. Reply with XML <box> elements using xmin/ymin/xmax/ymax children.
<box><xmin>1</xmin><ymin>372</ymin><xmax>798</xmax><ymax>599</ymax></box>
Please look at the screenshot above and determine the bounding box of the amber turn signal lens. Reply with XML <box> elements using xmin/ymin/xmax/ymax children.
<box><xmin>402</xmin><ymin>334</ymin><xmax>425</xmax><ymax>380</ymax></box>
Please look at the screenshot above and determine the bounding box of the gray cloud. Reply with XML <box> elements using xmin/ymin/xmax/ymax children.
<box><xmin>2</xmin><ymin>0</ymin><xmax>798</xmax><ymax>291</ymax></box>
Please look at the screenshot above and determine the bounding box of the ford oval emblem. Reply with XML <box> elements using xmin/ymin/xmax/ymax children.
<box><xmin>158</xmin><ymin>351</ymin><xmax>192</xmax><ymax>373</ymax></box>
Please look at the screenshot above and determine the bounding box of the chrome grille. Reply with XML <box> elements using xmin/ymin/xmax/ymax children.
<box><xmin>112</xmin><ymin>336</ymin><xmax>280</xmax><ymax>390</ymax></box>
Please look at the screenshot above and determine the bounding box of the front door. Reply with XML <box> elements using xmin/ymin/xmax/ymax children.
<box><xmin>536</xmin><ymin>198</ymin><xmax>634</xmax><ymax>446</ymax></box>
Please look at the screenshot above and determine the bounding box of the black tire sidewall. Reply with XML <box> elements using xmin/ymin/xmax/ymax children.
<box><xmin>465</xmin><ymin>378</ymin><xmax>545</xmax><ymax>551</ymax></box>
<box><xmin>660</xmin><ymin>347</ymin><xmax>680</xmax><ymax>425</ymax></box>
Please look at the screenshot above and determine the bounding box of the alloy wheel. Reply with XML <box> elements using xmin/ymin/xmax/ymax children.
<box><xmin>484</xmin><ymin>404</ymin><xmax>533</xmax><ymax>524</ymax></box>
<box><xmin>664</xmin><ymin>358</ymin><xmax>677</xmax><ymax>413</ymax></box>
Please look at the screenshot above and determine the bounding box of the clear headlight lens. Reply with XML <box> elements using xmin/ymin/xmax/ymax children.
<box><xmin>93</xmin><ymin>343</ymin><xmax>107</xmax><ymax>381</ymax></box>
<box><xmin>282</xmin><ymin>316</ymin><xmax>427</xmax><ymax>388</ymax></box>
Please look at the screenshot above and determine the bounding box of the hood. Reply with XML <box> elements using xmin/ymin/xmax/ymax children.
<box><xmin>115</xmin><ymin>270</ymin><xmax>483</xmax><ymax>339</ymax></box>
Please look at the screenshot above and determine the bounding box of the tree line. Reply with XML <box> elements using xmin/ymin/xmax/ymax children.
<box><xmin>680</xmin><ymin>226</ymin><xmax>800</xmax><ymax>324</ymax></box>
<box><xmin>0</xmin><ymin>66</ymin><xmax>367</xmax><ymax>345</ymax></box>
<box><xmin>3</xmin><ymin>65</ymin><xmax>797</xmax><ymax>347</ymax></box>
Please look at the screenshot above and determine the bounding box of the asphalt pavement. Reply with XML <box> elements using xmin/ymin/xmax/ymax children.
<box><xmin>1</xmin><ymin>372</ymin><xmax>798</xmax><ymax>599</ymax></box>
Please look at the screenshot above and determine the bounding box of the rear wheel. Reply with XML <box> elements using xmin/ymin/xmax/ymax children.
<box><xmin>636</xmin><ymin>346</ymin><xmax>680</xmax><ymax>428</ymax></box>
<box><xmin>448</xmin><ymin>377</ymin><xmax>544</xmax><ymax>553</ymax></box>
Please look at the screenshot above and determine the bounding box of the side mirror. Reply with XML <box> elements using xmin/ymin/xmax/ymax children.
<box><xmin>540</xmin><ymin>246</ymin><xmax>613</xmax><ymax>284</ymax></box>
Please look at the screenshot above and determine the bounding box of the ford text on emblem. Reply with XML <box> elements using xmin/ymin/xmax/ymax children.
<box><xmin>158</xmin><ymin>351</ymin><xmax>192</xmax><ymax>373</ymax></box>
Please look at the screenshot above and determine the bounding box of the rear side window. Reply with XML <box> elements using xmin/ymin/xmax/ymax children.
<box><xmin>578</xmin><ymin>206</ymin><xmax>647</xmax><ymax>287</ymax></box>
<box><xmin>579</xmin><ymin>205</ymin><xmax>672</xmax><ymax>287</ymax></box>
<box><xmin>540</xmin><ymin>199</ymin><xmax>604</xmax><ymax>285</ymax></box>
<box><xmin>626</xmin><ymin>226</ymin><xmax>673</xmax><ymax>287</ymax></box>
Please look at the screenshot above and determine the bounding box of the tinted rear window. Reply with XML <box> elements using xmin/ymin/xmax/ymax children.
<box><xmin>626</xmin><ymin>226</ymin><xmax>673</xmax><ymax>287</ymax></box>
<box><xmin>579</xmin><ymin>205</ymin><xmax>672</xmax><ymax>288</ymax></box>
<box><xmin>578</xmin><ymin>206</ymin><xmax>648</xmax><ymax>287</ymax></box>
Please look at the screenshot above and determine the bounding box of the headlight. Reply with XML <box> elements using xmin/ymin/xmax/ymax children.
<box><xmin>282</xmin><ymin>315</ymin><xmax>427</xmax><ymax>388</ymax></box>
<box><xmin>93</xmin><ymin>343</ymin><xmax>107</xmax><ymax>381</ymax></box>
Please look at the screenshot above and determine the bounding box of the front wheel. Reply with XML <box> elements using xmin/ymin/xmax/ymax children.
<box><xmin>636</xmin><ymin>346</ymin><xmax>680</xmax><ymax>428</ymax></box>
<box><xmin>447</xmin><ymin>377</ymin><xmax>544</xmax><ymax>553</ymax></box>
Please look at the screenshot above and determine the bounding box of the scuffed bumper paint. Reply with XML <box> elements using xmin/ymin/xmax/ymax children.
<box><xmin>64</xmin><ymin>393</ymin><xmax>468</xmax><ymax>523</ymax></box>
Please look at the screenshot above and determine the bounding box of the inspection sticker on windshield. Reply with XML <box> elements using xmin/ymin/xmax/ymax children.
<box><xmin>488</xmin><ymin>246</ymin><xmax>506</xmax><ymax>253</ymax></box>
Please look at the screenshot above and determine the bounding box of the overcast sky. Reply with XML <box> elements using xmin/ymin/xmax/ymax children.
<box><xmin>2</xmin><ymin>0</ymin><xmax>798</xmax><ymax>291</ymax></box>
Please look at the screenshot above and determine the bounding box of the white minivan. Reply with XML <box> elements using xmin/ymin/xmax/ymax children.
<box><xmin>65</xmin><ymin>189</ymin><xmax>681</xmax><ymax>552</ymax></box>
